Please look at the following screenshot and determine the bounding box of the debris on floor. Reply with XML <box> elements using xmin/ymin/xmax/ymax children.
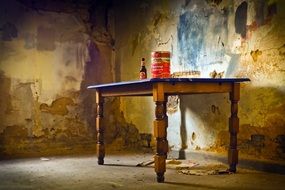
<box><xmin>136</xmin><ymin>158</ymin><xmax>232</xmax><ymax>176</ymax></box>
<box><xmin>177</xmin><ymin>164</ymin><xmax>233</xmax><ymax>176</ymax></box>
<box><xmin>136</xmin><ymin>160</ymin><xmax>154</xmax><ymax>167</ymax></box>
<box><xmin>167</xmin><ymin>159</ymin><xmax>199</xmax><ymax>169</ymax></box>
<box><xmin>40</xmin><ymin>157</ymin><xmax>50</xmax><ymax>161</ymax></box>
<box><xmin>136</xmin><ymin>158</ymin><xmax>199</xmax><ymax>169</ymax></box>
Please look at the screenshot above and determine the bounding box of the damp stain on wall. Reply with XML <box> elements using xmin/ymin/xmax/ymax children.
<box><xmin>235</xmin><ymin>1</ymin><xmax>247</xmax><ymax>38</ymax></box>
<box><xmin>250</xmin><ymin>49</ymin><xmax>262</xmax><ymax>62</ymax></box>
<box><xmin>247</xmin><ymin>1</ymin><xmax>278</xmax><ymax>34</ymax></box>
<box><xmin>177</xmin><ymin>10</ymin><xmax>208</xmax><ymax>69</ymax></box>
<box><xmin>40</xmin><ymin>97</ymin><xmax>75</xmax><ymax>116</ymax></box>
<box><xmin>177</xmin><ymin>1</ymin><xmax>229</xmax><ymax>75</ymax></box>
<box><xmin>254</xmin><ymin>0</ymin><xmax>266</xmax><ymax>27</ymax></box>
<box><xmin>0</xmin><ymin>72</ymin><xmax>13</xmax><ymax>125</ymax></box>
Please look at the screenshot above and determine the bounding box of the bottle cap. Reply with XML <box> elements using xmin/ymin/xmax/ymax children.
<box><xmin>141</xmin><ymin>58</ymin><xmax>145</xmax><ymax>66</ymax></box>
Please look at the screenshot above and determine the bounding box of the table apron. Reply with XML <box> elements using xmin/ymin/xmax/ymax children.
<box><xmin>98</xmin><ymin>82</ymin><xmax>234</xmax><ymax>97</ymax></box>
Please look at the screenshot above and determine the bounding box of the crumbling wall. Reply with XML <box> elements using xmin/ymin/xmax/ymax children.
<box><xmin>0</xmin><ymin>0</ymin><xmax>141</xmax><ymax>158</ymax></box>
<box><xmin>115</xmin><ymin>0</ymin><xmax>285</xmax><ymax>160</ymax></box>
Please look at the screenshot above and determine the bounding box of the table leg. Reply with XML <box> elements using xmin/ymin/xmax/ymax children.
<box><xmin>154</xmin><ymin>99</ymin><xmax>168</xmax><ymax>182</ymax></box>
<box><xmin>228</xmin><ymin>83</ymin><xmax>240</xmax><ymax>172</ymax></box>
<box><xmin>96</xmin><ymin>91</ymin><xmax>105</xmax><ymax>165</ymax></box>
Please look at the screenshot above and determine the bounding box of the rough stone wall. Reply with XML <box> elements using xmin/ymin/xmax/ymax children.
<box><xmin>0</xmin><ymin>0</ymin><xmax>142</xmax><ymax>158</ymax></box>
<box><xmin>115</xmin><ymin>0</ymin><xmax>285</xmax><ymax>160</ymax></box>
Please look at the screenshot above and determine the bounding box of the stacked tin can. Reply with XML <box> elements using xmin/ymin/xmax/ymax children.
<box><xmin>151</xmin><ymin>51</ymin><xmax>171</xmax><ymax>78</ymax></box>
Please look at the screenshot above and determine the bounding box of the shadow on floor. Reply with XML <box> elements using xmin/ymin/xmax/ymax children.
<box><xmin>169</xmin><ymin>150</ymin><xmax>285</xmax><ymax>175</ymax></box>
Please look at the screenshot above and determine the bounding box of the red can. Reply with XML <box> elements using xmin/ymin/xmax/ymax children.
<box><xmin>151</xmin><ymin>51</ymin><xmax>171</xmax><ymax>78</ymax></box>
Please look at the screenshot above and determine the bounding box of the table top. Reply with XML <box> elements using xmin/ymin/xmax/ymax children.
<box><xmin>87</xmin><ymin>78</ymin><xmax>250</xmax><ymax>89</ymax></box>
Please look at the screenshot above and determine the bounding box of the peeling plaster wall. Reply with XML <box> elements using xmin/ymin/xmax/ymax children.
<box><xmin>115</xmin><ymin>0</ymin><xmax>285</xmax><ymax>160</ymax></box>
<box><xmin>0</xmin><ymin>0</ymin><xmax>141</xmax><ymax>158</ymax></box>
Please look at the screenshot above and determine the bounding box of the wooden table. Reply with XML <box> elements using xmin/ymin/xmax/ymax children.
<box><xmin>87</xmin><ymin>78</ymin><xmax>250</xmax><ymax>182</ymax></box>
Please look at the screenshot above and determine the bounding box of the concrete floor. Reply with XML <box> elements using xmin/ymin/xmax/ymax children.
<box><xmin>0</xmin><ymin>152</ymin><xmax>285</xmax><ymax>190</ymax></box>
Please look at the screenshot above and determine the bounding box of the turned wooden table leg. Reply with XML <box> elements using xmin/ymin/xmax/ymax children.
<box><xmin>96</xmin><ymin>91</ymin><xmax>105</xmax><ymax>165</ymax></box>
<box><xmin>153</xmin><ymin>84</ymin><xmax>168</xmax><ymax>183</ymax></box>
<box><xmin>228</xmin><ymin>83</ymin><xmax>240</xmax><ymax>172</ymax></box>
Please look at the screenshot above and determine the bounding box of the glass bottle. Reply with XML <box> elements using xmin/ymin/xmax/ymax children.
<box><xmin>139</xmin><ymin>58</ymin><xmax>147</xmax><ymax>79</ymax></box>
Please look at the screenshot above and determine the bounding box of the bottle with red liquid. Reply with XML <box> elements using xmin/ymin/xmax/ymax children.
<box><xmin>139</xmin><ymin>58</ymin><xmax>147</xmax><ymax>79</ymax></box>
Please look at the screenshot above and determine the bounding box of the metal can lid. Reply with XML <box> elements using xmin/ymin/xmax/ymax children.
<box><xmin>151</xmin><ymin>51</ymin><xmax>170</xmax><ymax>58</ymax></box>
